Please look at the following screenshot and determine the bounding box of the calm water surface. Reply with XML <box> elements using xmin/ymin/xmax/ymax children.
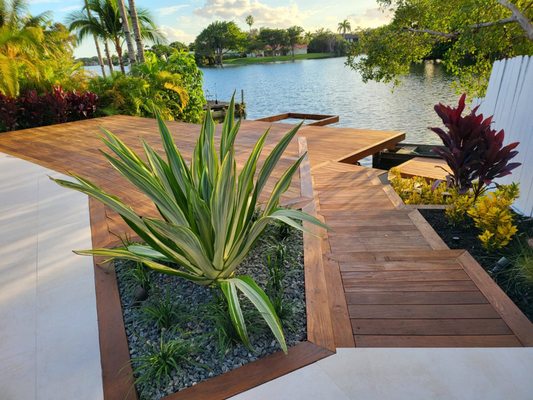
<box><xmin>201</xmin><ymin>57</ymin><xmax>458</xmax><ymax>144</ymax></box>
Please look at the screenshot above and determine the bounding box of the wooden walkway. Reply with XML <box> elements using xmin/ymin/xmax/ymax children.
<box><xmin>312</xmin><ymin>161</ymin><xmax>533</xmax><ymax>347</ymax></box>
<box><xmin>0</xmin><ymin>116</ymin><xmax>531</xmax><ymax>351</ymax></box>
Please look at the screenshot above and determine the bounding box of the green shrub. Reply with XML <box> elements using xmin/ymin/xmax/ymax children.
<box><xmin>89</xmin><ymin>51</ymin><xmax>205</xmax><ymax>123</ymax></box>
<box><xmin>157</xmin><ymin>51</ymin><xmax>206</xmax><ymax>123</ymax></box>
<box><xmin>388</xmin><ymin>167</ymin><xmax>449</xmax><ymax>205</ymax></box>
<box><xmin>445</xmin><ymin>188</ymin><xmax>476</xmax><ymax>225</ymax></box>
<box><xmin>53</xmin><ymin>96</ymin><xmax>326</xmax><ymax>352</ymax></box>
<box><xmin>468</xmin><ymin>183</ymin><xmax>520</xmax><ymax>251</ymax></box>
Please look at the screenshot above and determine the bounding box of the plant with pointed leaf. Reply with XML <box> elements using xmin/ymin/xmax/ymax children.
<box><xmin>53</xmin><ymin>96</ymin><xmax>326</xmax><ymax>352</ymax></box>
<box><xmin>430</xmin><ymin>93</ymin><xmax>521</xmax><ymax>200</ymax></box>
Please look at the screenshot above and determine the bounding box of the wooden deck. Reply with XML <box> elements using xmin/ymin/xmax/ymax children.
<box><xmin>1</xmin><ymin>115</ymin><xmax>532</xmax><ymax>398</ymax></box>
<box><xmin>396</xmin><ymin>156</ymin><xmax>450</xmax><ymax>181</ymax></box>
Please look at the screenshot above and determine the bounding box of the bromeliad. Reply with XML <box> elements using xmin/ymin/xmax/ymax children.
<box><xmin>53</xmin><ymin>96</ymin><xmax>326</xmax><ymax>352</ymax></box>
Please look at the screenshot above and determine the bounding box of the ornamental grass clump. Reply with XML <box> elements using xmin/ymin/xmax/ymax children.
<box><xmin>53</xmin><ymin>96</ymin><xmax>326</xmax><ymax>353</ymax></box>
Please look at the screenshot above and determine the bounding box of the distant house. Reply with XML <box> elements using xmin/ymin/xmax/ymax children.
<box><xmin>246</xmin><ymin>49</ymin><xmax>264</xmax><ymax>58</ymax></box>
<box><xmin>264</xmin><ymin>45</ymin><xmax>284</xmax><ymax>56</ymax></box>
<box><xmin>293</xmin><ymin>44</ymin><xmax>308</xmax><ymax>55</ymax></box>
<box><xmin>344</xmin><ymin>34</ymin><xmax>358</xmax><ymax>43</ymax></box>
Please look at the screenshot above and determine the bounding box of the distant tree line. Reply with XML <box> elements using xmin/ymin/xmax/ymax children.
<box><xmin>193</xmin><ymin>19</ymin><xmax>356</xmax><ymax>66</ymax></box>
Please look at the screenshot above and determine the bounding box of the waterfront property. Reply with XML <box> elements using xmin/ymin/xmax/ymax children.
<box><xmin>0</xmin><ymin>113</ymin><xmax>531</xmax><ymax>399</ymax></box>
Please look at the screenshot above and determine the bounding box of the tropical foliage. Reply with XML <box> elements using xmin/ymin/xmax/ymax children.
<box><xmin>0</xmin><ymin>0</ymin><xmax>86</xmax><ymax>96</ymax></box>
<box><xmin>348</xmin><ymin>0</ymin><xmax>533</xmax><ymax>95</ymax></box>
<box><xmin>89</xmin><ymin>51</ymin><xmax>205</xmax><ymax>123</ymax></box>
<box><xmin>53</xmin><ymin>97</ymin><xmax>326</xmax><ymax>352</ymax></box>
<box><xmin>468</xmin><ymin>183</ymin><xmax>520</xmax><ymax>250</ymax></box>
<box><xmin>337</xmin><ymin>19</ymin><xmax>351</xmax><ymax>35</ymax></box>
<box><xmin>194</xmin><ymin>21</ymin><xmax>246</xmax><ymax>66</ymax></box>
<box><xmin>431</xmin><ymin>94</ymin><xmax>521</xmax><ymax>200</ymax></box>
<box><xmin>0</xmin><ymin>86</ymin><xmax>98</xmax><ymax>132</ymax></box>
<box><xmin>388</xmin><ymin>167</ymin><xmax>449</xmax><ymax>205</ymax></box>
<box><xmin>67</xmin><ymin>0</ymin><xmax>163</xmax><ymax>74</ymax></box>
<box><xmin>445</xmin><ymin>188</ymin><xmax>476</xmax><ymax>224</ymax></box>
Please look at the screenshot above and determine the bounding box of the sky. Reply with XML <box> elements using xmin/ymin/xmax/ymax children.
<box><xmin>27</xmin><ymin>0</ymin><xmax>392</xmax><ymax>58</ymax></box>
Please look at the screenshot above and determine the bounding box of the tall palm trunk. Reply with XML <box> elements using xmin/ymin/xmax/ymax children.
<box><xmin>93</xmin><ymin>35</ymin><xmax>106</xmax><ymax>78</ymax></box>
<box><xmin>114</xmin><ymin>37</ymin><xmax>126</xmax><ymax>73</ymax></box>
<box><xmin>127</xmin><ymin>0</ymin><xmax>144</xmax><ymax>62</ymax></box>
<box><xmin>83</xmin><ymin>0</ymin><xmax>106</xmax><ymax>78</ymax></box>
<box><xmin>104</xmin><ymin>40</ymin><xmax>114</xmax><ymax>74</ymax></box>
<box><xmin>116</xmin><ymin>0</ymin><xmax>136</xmax><ymax>66</ymax></box>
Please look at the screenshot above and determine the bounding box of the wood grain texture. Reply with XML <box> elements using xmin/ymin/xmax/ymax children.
<box><xmin>310</xmin><ymin>161</ymin><xmax>531</xmax><ymax>348</ymax></box>
<box><xmin>89</xmin><ymin>199</ymin><xmax>138</xmax><ymax>400</ymax></box>
<box><xmin>395</xmin><ymin>157</ymin><xmax>450</xmax><ymax>181</ymax></box>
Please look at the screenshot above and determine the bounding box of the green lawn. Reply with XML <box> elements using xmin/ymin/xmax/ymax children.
<box><xmin>224</xmin><ymin>53</ymin><xmax>338</xmax><ymax>65</ymax></box>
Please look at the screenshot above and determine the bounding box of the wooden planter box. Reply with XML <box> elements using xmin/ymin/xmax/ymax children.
<box><xmin>91</xmin><ymin>138</ymin><xmax>338</xmax><ymax>400</ymax></box>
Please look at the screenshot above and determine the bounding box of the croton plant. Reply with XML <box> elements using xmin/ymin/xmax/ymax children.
<box><xmin>430</xmin><ymin>94</ymin><xmax>521</xmax><ymax>199</ymax></box>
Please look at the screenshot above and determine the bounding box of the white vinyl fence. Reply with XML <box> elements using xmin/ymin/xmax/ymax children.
<box><xmin>473</xmin><ymin>55</ymin><xmax>533</xmax><ymax>216</ymax></box>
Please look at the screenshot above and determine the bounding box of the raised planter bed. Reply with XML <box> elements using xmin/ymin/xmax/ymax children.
<box><xmin>89</xmin><ymin>138</ymin><xmax>336</xmax><ymax>400</ymax></box>
<box><xmin>115</xmin><ymin>225</ymin><xmax>306</xmax><ymax>399</ymax></box>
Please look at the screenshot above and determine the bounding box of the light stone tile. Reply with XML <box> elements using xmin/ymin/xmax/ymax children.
<box><xmin>0</xmin><ymin>154</ymin><xmax>41</xmax><ymax>213</ymax></box>
<box><xmin>231</xmin><ymin>363</ymin><xmax>350</xmax><ymax>400</ymax></box>
<box><xmin>35</xmin><ymin>171</ymin><xmax>102</xmax><ymax>400</ymax></box>
<box><xmin>316</xmin><ymin>348</ymin><xmax>533</xmax><ymax>400</ymax></box>
<box><xmin>0</xmin><ymin>155</ymin><xmax>103</xmax><ymax>400</ymax></box>
<box><xmin>0</xmin><ymin>155</ymin><xmax>38</xmax><ymax>400</ymax></box>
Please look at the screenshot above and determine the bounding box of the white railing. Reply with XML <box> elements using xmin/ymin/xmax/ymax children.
<box><xmin>473</xmin><ymin>55</ymin><xmax>533</xmax><ymax>216</ymax></box>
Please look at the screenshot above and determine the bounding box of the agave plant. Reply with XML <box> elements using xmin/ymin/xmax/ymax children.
<box><xmin>53</xmin><ymin>97</ymin><xmax>325</xmax><ymax>352</ymax></box>
<box><xmin>430</xmin><ymin>93</ymin><xmax>520</xmax><ymax>199</ymax></box>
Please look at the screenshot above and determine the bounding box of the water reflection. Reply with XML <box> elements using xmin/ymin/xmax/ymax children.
<box><xmin>202</xmin><ymin>57</ymin><xmax>458</xmax><ymax>144</ymax></box>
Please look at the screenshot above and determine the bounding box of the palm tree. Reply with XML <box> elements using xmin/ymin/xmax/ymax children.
<box><xmin>245</xmin><ymin>14</ymin><xmax>254</xmax><ymax>32</ymax></box>
<box><xmin>68</xmin><ymin>3</ymin><xmax>115</xmax><ymax>74</ymax></box>
<box><xmin>337</xmin><ymin>19</ymin><xmax>351</xmax><ymax>36</ymax></box>
<box><xmin>116</xmin><ymin>0</ymin><xmax>135</xmax><ymax>66</ymax></box>
<box><xmin>69</xmin><ymin>0</ymin><xmax>162</xmax><ymax>74</ymax></box>
<box><xmin>127</xmin><ymin>0</ymin><xmax>144</xmax><ymax>62</ymax></box>
<box><xmin>303</xmin><ymin>30</ymin><xmax>313</xmax><ymax>43</ymax></box>
<box><xmin>0</xmin><ymin>0</ymin><xmax>51</xmax><ymax>95</ymax></box>
<box><xmin>83</xmin><ymin>0</ymin><xmax>106</xmax><ymax>77</ymax></box>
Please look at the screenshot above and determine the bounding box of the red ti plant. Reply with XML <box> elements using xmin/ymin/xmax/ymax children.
<box><xmin>430</xmin><ymin>94</ymin><xmax>521</xmax><ymax>200</ymax></box>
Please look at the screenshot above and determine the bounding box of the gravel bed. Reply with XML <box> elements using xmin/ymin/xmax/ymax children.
<box><xmin>115</xmin><ymin>225</ymin><xmax>306</xmax><ymax>399</ymax></box>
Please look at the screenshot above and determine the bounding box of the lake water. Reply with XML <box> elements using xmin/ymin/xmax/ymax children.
<box><xmin>201</xmin><ymin>57</ymin><xmax>458</xmax><ymax>144</ymax></box>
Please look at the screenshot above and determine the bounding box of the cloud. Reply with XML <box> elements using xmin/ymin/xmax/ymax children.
<box><xmin>156</xmin><ymin>4</ymin><xmax>189</xmax><ymax>16</ymax></box>
<box><xmin>159</xmin><ymin>25</ymin><xmax>196</xmax><ymax>44</ymax></box>
<box><xmin>348</xmin><ymin>7</ymin><xmax>392</xmax><ymax>29</ymax></box>
<box><xmin>194</xmin><ymin>0</ymin><xmax>308</xmax><ymax>28</ymax></box>
<box><xmin>58</xmin><ymin>5</ymin><xmax>80</xmax><ymax>12</ymax></box>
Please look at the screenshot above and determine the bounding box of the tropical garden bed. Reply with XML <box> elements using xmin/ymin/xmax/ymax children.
<box><xmin>387</xmin><ymin>94</ymin><xmax>533</xmax><ymax>323</ymax></box>
<box><xmin>421</xmin><ymin>208</ymin><xmax>533</xmax><ymax>322</ymax></box>
<box><xmin>115</xmin><ymin>224</ymin><xmax>306</xmax><ymax>399</ymax></box>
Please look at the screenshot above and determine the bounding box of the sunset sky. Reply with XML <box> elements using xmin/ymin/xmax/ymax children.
<box><xmin>28</xmin><ymin>0</ymin><xmax>392</xmax><ymax>57</ymax></box>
